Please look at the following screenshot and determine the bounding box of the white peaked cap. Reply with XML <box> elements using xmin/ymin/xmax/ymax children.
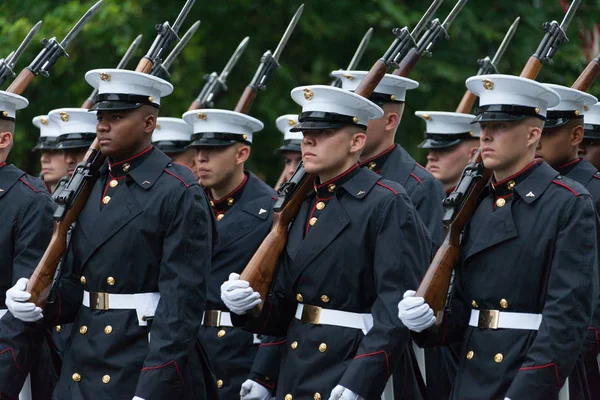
<box><xmin>0</xmin><ymin>90</ymin><xmax>28</xmax><ymax>120</ymax></box>
<box><xmin>182</xmin><ymin>109</ymin><xmax>263</xmax><ymax>145</ymax></box>
<box><xmin>276</xmin><ymin>114</ymin><xmax>303</xmax><ymax>141</ymax></box>
<box><xmin>32</xmin><ymin>115</ymin><xmax>61</xmax><ymax>139</ymax></box>
<box><xmin>153</xmin><ymin>118</ymin><xmax>192</xmax><ymax>142</ymax></box>
<box><xmin>48</xmin><ymin>108</ymin><xmax>98</xmax><ymax>135</ymax></box>
<box><xmin>330</xmin><ymin>70</ymin><xmax>419</xmax><ymax>102</ymax></box>
<box><xmin>544</xmin><ymin>84</ymin><xmax>597</xmax><ymax>114</ymax></box>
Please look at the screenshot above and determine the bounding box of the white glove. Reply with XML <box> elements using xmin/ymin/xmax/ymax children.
<box><xmin>328</xmin><ymin>385</ymin><xmax>364</xmax><ymax>400</ymax></box>
<box><xmin>240</xmin><ymin>379</ymin><xmax>272</xmax><ymax>400</ymax></box>
<box><xmin>397</xmin><ymin>290</ymin><xmax>436</xmax><ymax>332</ymax></box>
<box><xmin>220</xmin><ymin>273</ymin><xmax>261</xmax><ymax>315</ymax></box>
<box><xmin>5</xmin><ymin>278</ymin><xmax>43</xmax><ymax>322</ymax></box>
<box><xmin>132</xmin><ymin>397</ymin><xmax>145</xmax><ymax>400</ymax></box>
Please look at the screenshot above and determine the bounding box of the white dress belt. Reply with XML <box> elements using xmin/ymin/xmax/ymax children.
<box><xmin>295</xmin><ymin>304</ymin><xmax>374</xmax><ymax>334</ymax></box>
<box><xmin>469</xmin><ymin>309</ymin><xmax>542</xmax><ymax>330</ymax></box>
<box><xmin>201</xmin><ymin>311</ymin><xmax>261</xmax><ymax>344</ymax></box>
<box><xmin>82</xmin><ymin>290</ymin><xmax>160</xmax><ymax>326</ymax></box>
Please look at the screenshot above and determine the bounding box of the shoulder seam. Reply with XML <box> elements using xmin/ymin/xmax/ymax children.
<box><xmin>164</xmin><ymin>169</ymin><xmax>190</xmax><ymax>188</ymax></box>
<box><xmin>19</xmin><ymin>177</ymin><xmax>39</xmax><ymax>193</ymax></box>
<box><xmin>376</xmin><ymin>181</ymin><xmax>398</xmax><ymax>195</ymax></box>
<box><xmin>551</xmin><ymin>179</ymin><xmax>579</xmax><ymax>197</ymax></box>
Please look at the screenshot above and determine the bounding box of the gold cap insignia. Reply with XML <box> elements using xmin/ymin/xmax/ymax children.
<box><xmin>352</xmin><ymin>116</ymin><xmax>359</xmax><ymax>124</ymax></box>
<box><xmin>482</xmin><ymin>79</ymin><xmax>494</xmax><ymax>90</ymax></box>
<box><xmin>584</xmin><ymin>105</ymin><xmax>589</xmax><ymax>111</ymax></box>
<box><xmin>2</xmin><ymin>111</ymin><xmax>8</xmax><ymax>117</ymax></box>
<box><xmin>303</xmin><ymin>88</ymin><xmax>314</xmax><ymax>101</ymax></box>
<box><xmin>535</xmin><ymin>107</ymin><xmax>540</xmax><ymax>114</ymax></box>
<box><xmin>468</xmin><ymin>131</ymin><xmax>475</xmax><ymax>137</ymax></box>
<box><xmin>155</xmin><ymin>123</ymin><xmax>161</xmax><ymax>129</ymax></box>
<box><xmin>390</xmin><ymin>94</ymin><xmax>396</xmax><ymax>101</ymax></box>
<box><xmin>40</xmin><ymin>117</ymin><xmax>48</xmax><ymax>125</ymax></box>
<box><xmin>197</xmin><ymin>112</ymin><xmax>207</xmax><ymax>120</ymax></box>
<box><xmin>59</xmin><ymin>111</ymin><xmax>69</xmax><ymax>122</ymax></box>
<box><xmin>342</xmin><ymin>73</ymin><xmax>354</xmax><ymax>80</ymax></box>
<box><xmin>421</xmin><ymin>114</ymin><xmax>432</xmax><ymax>121</ymax></box>
<box><xmin>287</xmin><ymin>119</ymin><xmax>296</xmax><ymax>126</ymax></box>
<box><xmin>99</xmin><ymin>72</ymin><xmax>111</xmax><ymax>81</ymax></box>
<box><xmin>242</xmin><ymin>134</ymin><xmax>248</xmax><ymax>140</ymax></box>
<box><xmin>574</xmin><ymin>110</ymin><xmax>580</xmax><ymax>116</ymax></box>
<box><xmin>148</xmin><ymin>96</ymin><xmax>153</xmax><ymax>103</ymax></box>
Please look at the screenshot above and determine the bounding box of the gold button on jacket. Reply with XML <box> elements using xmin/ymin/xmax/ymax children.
<box><xmin>102</xmin><ymin>375</ymin><xmax>111</xmax><ymax>384</ymax></box>
<box><xmin>466</xmin><ymin>350</ymin><xmax>474</xmax><ymax>360</ymax></box>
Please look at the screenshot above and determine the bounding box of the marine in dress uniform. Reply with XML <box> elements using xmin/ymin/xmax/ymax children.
<box><xmin>580</xmin><ymin>102</ymin><xmax>600</xmax><ymax>170</ymax></box>
<box><xmin>222</xmin><ymin>85</ymin><xmax>432</xmax><ymax>400</ymax></box>
<box><xmin>399</xmin><ymin>75</ymin><xmax>599</xmax><ymax>400</ymax></box>
<box><xmin>535</xmin><ymin>85</ymin><xmax>600</xmax><ymax>399</ymax></box>
<box><xmin>182</xmin><ymin>108</ymin><xmax>276</xmax><ymax>400</ymax></box>
<box><xmin>32</xmin><ymin>115</ymin><xmax>67</xmax><ymax>193</ymax></box>
<box><xmin>6</xmin><ymin>69</ymin><xmax>218</xmax><ymax>400</ymax></box>
<box><xmin>417</xmin><ymin>111</ymin><xmax>481</xmax><ymax>195</ymax></box>
<box><xmin>332</xmin><ymin>70</ymin><xmax>451</xmax><ymax>400</ymax></box>
<box><xmin>152</xmin><ymin>117</ymin><xmax>196</xmax><ymax>174</ymax></box>
<box><xmin>0</xmin><ymin>92</ymin><xmax>55</xmax><ymax>399</ymax></box>
<box><xmin>273</xmin><ymin>114</ymin><xmax>302</xmax><ymax>190</ymax></box>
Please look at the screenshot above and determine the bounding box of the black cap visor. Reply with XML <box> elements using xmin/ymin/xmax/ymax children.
<box><xmin>154</xmin><ymin>140</ymin><xmax>191</xmax><ymax>153</ymax></box>
<box><xmin>543</xmin><ymin>111</ymin><xmax>582</xmax><ymax>130</ymax></box>
<box><xmin>472</xmin><ymin>104</ymin><xmax>545</xmax><ymax>124</ymax></box>
<box><xmin>188</xmin><ymin>132</ymin><xmax>251</xmax><ymax>148</ymax></box>
<box><xmin>584</xmin><ymin>123</ymin><xmax>600</xmax><ymax>140</ymax></box>
<box><xmin>276</xmin><ymin>139</ymin><xmax>301</xmax><ymax>153</ymax></box>
<box><xmin>419</xmin><ymin>138</ymin><xmax>462</xmax><ymax>149</ymax></box>
<box><xmin>54</xmin><ymin>133</ymin><xmax>96</xmax><ymax>150</ymax></box>
<box><xmin>89</xmin><ymin>93</ymin><xmax>160</xmax><ymax>112</ymax></box>
<box><xmin>290</xmin><ymin>111</ymin><xmax>367</xmax><ymax>132</ymax></box>
<box><xmin>32</xmin><ymin>137</ymin><xmax>58</xmax><ymax>151</ymax></box>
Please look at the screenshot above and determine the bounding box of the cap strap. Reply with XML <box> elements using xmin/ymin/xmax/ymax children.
<box><xmin>475</xmin><ymin>104</ymin><xmax>545</xmax><ymax>120</ymax></box>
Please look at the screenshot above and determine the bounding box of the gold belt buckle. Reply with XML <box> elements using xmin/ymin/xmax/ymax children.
<box><xmin>301</xmin><ymin>304</ymin><xmax>321</xmax><ymax>324</ymax></box>
<box><xmin>203</xmin><ymin>310</ymin><xmax>222</xmax><ymax>327</ymax></box>
<box><xmin>90</xmin><ymin>292</ymin><xmax>109</xmax><ymax>311</ymax></box>
<box><xmin>478</xmin><ymin>309</ymin><xmax>499</xmax><ymax>329</ymax></box>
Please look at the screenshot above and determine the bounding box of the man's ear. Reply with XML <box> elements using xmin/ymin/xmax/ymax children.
<box><xmin>236</xmin><ymin>144</ymin><xmax>251</xmax><ymax>165</ymax></box>
<box><xmin>144</xmin><ymin>113</ymin><xmax>157</xmax><ymax>134</ymax></box>
<box><xmin>527</xmin><ymin>124</ymin><xmax>542</xmax><ymax>148</ymax></box>
<box><xmin>385</xmin><ymin>112</ymin><xmax>400</xmax><ymax>132</ymax></box>
<box><xmin>570</xmin><ymin>124</ymin><xmax>584</xmax><ymax>147</ymax></box>
<box><xmin>350</xmin><ymin>132</ymin><xmax>367</xmax><ymax>155</ymax></box>
<box><xmin>0</xmin><ymin>131</ymin><xmax>13</xmax><ymax>150</ymax></box>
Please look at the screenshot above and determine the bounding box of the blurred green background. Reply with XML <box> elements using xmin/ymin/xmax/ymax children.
<box><xmin>1</xmin><ymin>0</ymin><xmax>599</xmax><ymax>185</ymax></box>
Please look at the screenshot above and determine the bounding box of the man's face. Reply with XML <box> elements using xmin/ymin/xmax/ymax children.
<box><xmin>426</xmin><ymin>141</ymin><xmax>476</xmax><ymax>189</ymax></box>
<box><xmin>40</xmin><ymin>150</ymin><xmax>68</xmax><ymax>183</ymax></box>
<box><xmin>301</xmin><ymin>127</ymin><xmax>361</xmax><ymax>175</ymax></box>
<box><xmin>64</xmin><ymin>148</ymin><xmax>89</xmax><ymax>176</ymax></box>
<box><xmin>479</xmin><ymin>120</ymin><xmax>533</xmax><ymax>171</ymax></box>
<box><xmin>96</xmin><ymin>107</ymin><xmax>153</xmax><ymax>160</ymax></box>
<box><xmin>281</xmin><ymin>151</ymin><xmax>302</xmax><ymax>182</ymax></box>
<box><xmin>195</xmin><ymin>145</ymin><xmax>240</xmax><ymax>188</ymax></box>
<box><xmin>169</xmin><ymin>148</ymin><xmax>197</xmax><ymax>175</ymax></box>
<box><xmin>580</xmin><ymin>138</ymin><xmax>600</xmax><ymax>170</ymax></box>
<box><xmin>536</xmin><ymin>125</ymin><xmax>576</xmax><ymax>167</ymax></box>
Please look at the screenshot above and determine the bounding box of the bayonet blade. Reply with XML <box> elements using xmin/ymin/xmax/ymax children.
<box><xmin>560</xmin><ymin>0</ymin><xmax>581</xmax><ymax>32</ymax></box>
<box><xmin>172</xmin><ymin>0</ymin><xmax>196</xmax><ymax>35</ymax></box>
<box><xmin>441</xmin><ymin>0</ymin><xmax>469</xmax><ymax>30</ymax></box>
<box><xmin>115</xmin><ymin>34</ymin><xmax>143</xmax><ymax>69</ymax></box>
<box><xmin>346</xmin><ymin>27</ymin><xmax>373</xmax><ymax>70</ymax></box>
<box><xmin>2</xmin><ymin>52</ymin><xmax>15</xmax><ymax>66</ymax></box>
<box><xmin>490</xmin><ymin>17</ymin><xmax>519</xmax><ymax>66</ymax></box>
<box><xmin>411</xmin><ymin>0</ymin><xmax>444</xmax><ymax>39</ymax></box>
<box><xmin>8</xmin><ymin>21</ymin><xmax>42</xmax><ymax>68</ymax></box>
<box><xmin>219</xmin><ymin>36</ymin><xmax>250</xmax><ymax>81</ymax></box>
<box><xmin>161</xmin><ymin>20</ymin><xmax>200</xmax><ymax>71</ymax></box>
<box><xmin>272</xmin><ymin>4</ymin><xmax>304</xmax><ymax>62</ymax></box>
<box><xmin>60</xmin><ymin>0</ymin><xmax>103</xmax><ymax>49</ymax></box>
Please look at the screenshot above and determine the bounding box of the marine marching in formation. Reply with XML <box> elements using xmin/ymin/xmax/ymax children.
<box><xmin>0</xmin><ymin>0</ymin><xmax>600</xmax><ymax>400</ymax></box>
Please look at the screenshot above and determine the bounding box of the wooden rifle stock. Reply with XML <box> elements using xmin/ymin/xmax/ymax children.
<box><xmin>393</xmin><ymin>47</ymin><xmax>421</xmax><ymax>78</ymax></box>
<box><xmin>240</xmin><ymin>174</ymin><xmax>315</xmax><ymax>316</ymax></box>
<box><xmin>572</xmin><ymin>56</ymin><xmax>600</xmax><ymax>92</ymax></box>
<box><xmin>188</xmin><ymin>99</ymin><xmax>202</xmax><ymax>111</ymax></box>
<box><xmin>135</xmin><ymin>57</ymin><xmax>154</xmax><ymax>74</ymax></box>
<box><xmin>519</xmin><ymin>56</ymin><xmax>542</xmax><ymax>80</ymax></box>
<box><xmin>456</xmin><ymin>90</ymin><xmax>477</xmax><ymax>114</ymax></box>
<box><xmin>81</xmin><ymin>98</ymin><xmax>95</xmax><ymax>109</ymax></box>
<box><xmin>354</xmin><ymin>60</ymin><xmax>388</xmax><ymax>97</ymax></box>
<box><xmin>234</xmin><ymin>86</ymin><xmax>257</xmax><ymax>114</ymax></box>
<box><xmin>6</xmin><ymin>69</ymin><xmax>35</xmax><ymax>95</ymax></box>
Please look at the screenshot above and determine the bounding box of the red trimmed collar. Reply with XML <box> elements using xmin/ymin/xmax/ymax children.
<box><xmin>314</xmin><ymin>163</ymin><xmax>361</xmax><ymax>199</ymax></box>
<box><xmin>108</xmin><ymin>146</ymin><xmax>153</xmax><ymax>178</ymax></box>
<box><xmin>0</xmin><ymin>162</ymin><xmax>6</xmax><ymax>169</ymax></box>
<box><xmin>491</xmin><ymin>161</ymin><xmax>539</xmax><ymax>197</ymax></box>
<box><xmin>208</xmin><ymin>173</ymin><xmax>249</xmax><ymax>214</ymax></box>
<box><xmin>359</xmin><ymin>144</ymin><xmax>396</xmax><ymax>172</ymax></box>
<box><xmin>556</xmin><ymin>158</ymin><xmax>581</xmax><ymax>176</ymax></box>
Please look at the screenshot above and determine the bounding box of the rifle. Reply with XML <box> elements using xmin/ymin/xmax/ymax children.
<box><xmin>81</xmin><ymin>34</ymin><xmax>143</xmax><ymax>109</ymax></box>
<box><xmin>330</xmin><ymin>27</ymin><xmax>374</xmax><ymax>88</ymax></box>
<box><xmin>394</xmin><ymin>0</ymin><xmax>469</xmax><ymax>77</ymax></box>
<box><xmin>0</xmin><ymin>21</ymin><xmax>42</xmax><ymax>87</ymax></box>
<box><xmin>7</xmin><ymin>1</ymin><xmax>102</xmax><ymax>95</ymax></box>
<box><xmin>187</xmin><ymin>36</ymin><xmax>249</xmax><ymax>111</ymax></box>
<box><xmin>151</xmin><ymin>20</ymin><xmax>201</xmax><ymax>79</ymax></box>
<box><xmin>234</xmin><ymin>4</ymin><xmax>304</xmax><ymax>114</ymax></box>
<box><xmin>571</xmin><ymin>53</ymin><xmax>600</xmax><ymax>92</ymax></box>
<box><xmin>239</xmin><ymin>0</ymin><xmax>446</xmax><ymax>316</ymax></box>
<box><xmin>456</xmin><ymin>17</ymin><xmax>520</xmax><ymax>113</ymax></box>
<box><xmin>416</xmin><ymin>0</ymin><xmax>582</xmax><ymax>314</ymax></box>
<box><xmin>26</xmin><ymin>0</ymin><xmax>194</xmax><ymax>307</ymax></box>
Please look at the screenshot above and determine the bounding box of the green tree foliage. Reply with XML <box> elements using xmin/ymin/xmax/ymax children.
<box><xmin>1</xmin><ymin>0</ymin><xmax>599</xmax><ymax>184</ymax></box>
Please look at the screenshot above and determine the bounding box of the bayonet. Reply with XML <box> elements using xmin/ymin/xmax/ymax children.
<box><xmin>530</xmin><ymin>0</ymin><xmax>581</xmax><ymax>65</ymax></box>
<box><xmin>189</xmin><ymin>36</ymin><xmax>249</xmax><ymax>110</ymax></box>
<box><xmin>330</xmin><ymin>27</ymin><xmax>373</xmax><ymax>88</ymax></box>
<box><xmin>411</xmin><ymin>0</ymin><xmax>445</xmax><ymax>40</ymax></box>
<box><xmin>490</xmin><ymin>16</ymin><xmax>519</xmax><ymax>67</ymax></box>
<box><xmin>172</xmin><ymin>0</ymin><xmax>196</xmax><ymax>36</ymax></box>
<box><xmin>151</xmin><ymin>20</ymin><xmax>201</xmax><ymax>78</ymax></box>
<box><xmin>0</xmin><ymin>22</ymin><xmax>42</xmax><ymax>86</ymax></box>
<box><xmin>560</xmin><ymin>0</ymin><xmax>581</xmax><ymax>31</ymax></box>
<box><xmin>419</xmin><ymin>0</ymin><xmax>469</xmax><ymax>56</ymax></box>
<box><xmin>272</xmin><ymin>4</ymin><xmax>304</xmax><ymax>62</ymax></box>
